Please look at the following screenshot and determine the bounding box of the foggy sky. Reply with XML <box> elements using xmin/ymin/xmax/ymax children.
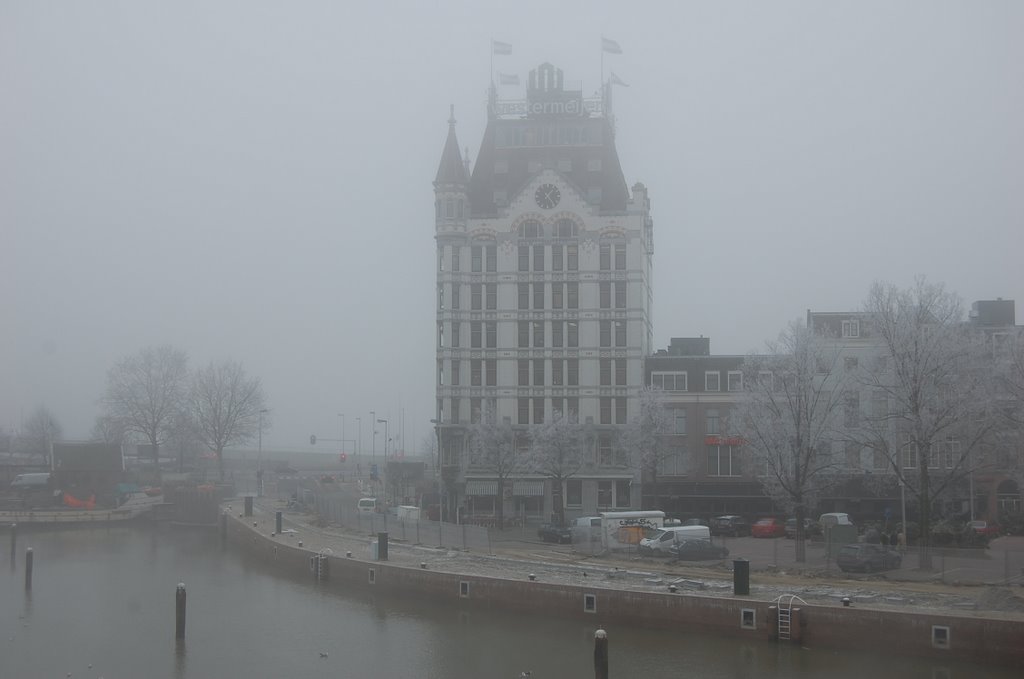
<box><xmin>2</xmin><ymin>1</ymin><xmax>1022</xmax><ymax>455</ymax></box>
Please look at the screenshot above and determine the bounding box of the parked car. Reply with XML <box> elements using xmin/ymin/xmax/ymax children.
<box><xmin>968</xmin><ymin>520</ymin><xmax>1000</xmax><ymax>537</ymax></box>
<box><xmin>682</xmin><ymin>518</ymin><xmax>709</xmax><ymax>527</ymax></box>
<box><xmin>836</xmin><ymin>543</ymin><xmax>902</xmax><ymax>573</ymax></box>
<box><xmin>710</xmin><ymin>515</ymin><xmax>750</xmax><ymax>537</ymax></box>
<box><xmin>784</xmin><ymin>518</ymin><xmax>819</xmax><ymax>539</ymax></box>
<box><xmin>668</xmin><ymin>539</ymin><xmax>730</xmax><ymax>561</ymax></box>
<box><xmin>751</xmin><ymin>518</ymin><xmax>786</xmax><ymax>538</ymax></box>
<box><xmin>537</xmin><ymin>523</ymin><xmax>573</xmax><ymax>544</ymax></box>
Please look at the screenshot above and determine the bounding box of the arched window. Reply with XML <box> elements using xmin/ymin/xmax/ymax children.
<box><xmin>457</xmin><ymin>199</ymin><xmax>464</xmax><ymax>219</ymax></box>
<box><xmin>518</xmin><ymin>220</ymin><xmax>542</xmax><ymax>239</ymax></box>
<box><xmin>556</xmin><ymin>218</ymin><xmax>578</xmax><ymax>238</ymax></box>
<box><xmin>446</xmin><ymin>199</ymin><xmax>454</xmax><ymax>218</ymax></box>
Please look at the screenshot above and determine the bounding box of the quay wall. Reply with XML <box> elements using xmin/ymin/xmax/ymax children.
<box><xmin>224</xmin><ymin>513</ymin><xmax>1024</xmax><ymax>668</ymax></box>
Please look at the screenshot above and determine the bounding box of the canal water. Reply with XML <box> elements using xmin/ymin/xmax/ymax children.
<box><xmin>1</xmin><ymin>524</ymin><xmax>1018</xmax><ymax>679</ymax></box>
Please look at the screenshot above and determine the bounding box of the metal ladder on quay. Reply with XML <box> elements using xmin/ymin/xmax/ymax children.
<box><xmin>774</xmin><ymin>595</ymin><xmax>807</xmax><ymax>641</ymax></box>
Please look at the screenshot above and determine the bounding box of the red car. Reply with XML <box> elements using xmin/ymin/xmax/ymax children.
<box><xmin>751</xmin><ymin>518</ymin><xmax>786</xmax><ymax>538</ymax></box>
<box><xmin>969</xmin><ymin>520</ymin><xmax>999</xmax><ymax>537</ymax></box>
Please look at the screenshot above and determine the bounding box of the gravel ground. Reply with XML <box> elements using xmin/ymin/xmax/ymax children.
<box><xmin>249</xmin><ymin>500</ymin><xmax>1024</xmax><ymax>620</ymax></box>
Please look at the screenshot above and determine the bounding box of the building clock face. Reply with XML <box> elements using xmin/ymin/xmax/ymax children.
<box><xmin>535</xmin><ymin>183</ymin><xmax>561</xmax><ymax>209</ymax></box>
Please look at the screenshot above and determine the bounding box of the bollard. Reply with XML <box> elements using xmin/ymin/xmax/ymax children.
<box><xmin>25</xmin><ymin>547</ymin><xmax>33</xmax><ymax>590</ymax></box>
<box><xmin>275</xmin><ymin>511</ymin><xmax>282</xmax><ymax>535</ymax></box>
<box><xmin>733</xmin><ymin>558</ymin><xmax>749</xmax><ymax>596</ymax></box>
<box><xmin>10</xmin><ymin>523</ymin><xmax>16</xmax><ymax>562</ymax></box>
<box><xmin>377</xmin><ymin>532</ymin><xmax>389</xmax><ymax>562</ymax></box>
<box><xmin>175</xmin><ymin>583</ymin><xmax>186</xmax><ymax>639</ymax></box>
<box><xmin>244</xmin><ymin>496</ymin><xmax>253</xmax><ymax>517</ymax></box>
<box><xmin>593</xmin><ymin>628</ymin><xmax>608</xmax><ymax>679</ymax></box>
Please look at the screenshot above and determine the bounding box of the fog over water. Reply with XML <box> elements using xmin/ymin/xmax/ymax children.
<box><xmin>2</xmin><ymin>1</ymin><xmax>1021</xmax><ymax>451</ymax></box>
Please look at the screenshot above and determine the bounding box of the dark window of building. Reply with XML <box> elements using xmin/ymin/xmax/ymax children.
<box><xmin>486</xmin><ymin>359</ymin><xmax>497</xmax><ymax>386</ymax></box>
<box><xmin>471</xmin><ymin>284</ymin><xmax>482</xmax><ymax>310</ymax></box>
<box><xmin>533</xmin><ymin>282</ymin><xmax>544</xmax><ymax>310</ymax></box>
<box><xmin>486</xmin><ymin>322</ymin><xmax>497</xmax><ymax>349</ymax></box>
<box><xmin>533</xmin><ymin>321</ymin><xmax>544</xmax><ymax>347</ymax></box>
<box><xmin>518</xmin><ymin>245</ymin><xmax>529</xmax><ymax>272</ymax></box>
<box><xmin>485</xmin><ymin>245</ymin><xmax>497</xmax><ymax>272</ymax></box>
<box><xmin>471</xmin><ymin>246</ymin><xmax>482</xmax><ymax>272</ymax></box>
<box><xmin>568</xmin><ymin>359</ymin><xmax>579</xmax><ymax>386</ymax></box>
<box><xmin>486</xmin><ymin>283</ymin><xmax>497</xmax><ymax>310</ymax></box>
<box><xmin>471</xmin><ymin>321</ymin><xmax>481</xmax><ymax>348</ymax></box>
<box><xmin>518</xmin><ymin>398</ymin><xmax>530</xmax><ymax>425</ymax></box>
<box><xmin>518</xmin><ymin>359</ymin><xmax>529</xmax><ymax>386</ymax></box>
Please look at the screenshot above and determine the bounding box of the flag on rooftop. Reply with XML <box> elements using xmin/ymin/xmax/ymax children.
<box><xmin>609</xmin><ymin>71</ymin><xmax>629</xmax><ymax>87</ymax></box>
<box><xmin>499</xmin><ymin>72</ymin><xmax>520</xmax><ymax>86</ymax></box>
<box><xmin>601</xmin><ymin>37</ymin><xmax>623</xmax><ymax>54</ymax></box>
<box><xmin>492</xmin><ymin>40</ymin><xmax>513</xmax><ymax>55</ymax></box>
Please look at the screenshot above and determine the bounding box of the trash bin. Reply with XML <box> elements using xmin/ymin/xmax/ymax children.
<box><xmin>733</xmin><ymin>558</ymin><xmax>749</xmax><ymax>595</ymax></box>
<box><xmin>377</xmin><ymin>531</ymin><xmax>389</xmax><ymax>561</ymax></box>
<box><xmin>244</xmin><ymin>496</ymin><xmax>253</xmax><ymax>517</ymax></box>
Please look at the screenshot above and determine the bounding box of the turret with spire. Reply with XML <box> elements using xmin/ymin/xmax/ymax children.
<box><xmin>434</xmin><ymin>105</ymin><xmax>469</xmax><ymax>229</ymax></box>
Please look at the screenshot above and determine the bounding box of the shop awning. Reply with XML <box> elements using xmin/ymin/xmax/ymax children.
<box><xmin>464</xmin><ymin>480</ymin><xmax>497</xmax><ymax>495</ymax></box>
<box><xmin>513</xmin><ymin>481</ymin><xmax>545</xmax><ymax>497</ymax></box>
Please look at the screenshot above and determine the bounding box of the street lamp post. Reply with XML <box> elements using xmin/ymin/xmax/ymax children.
<box><xmin>338</xmin><ymin>413</ymin><xmax>345</xmax><ymax>456</ymax></box>
<box><xmin>370</xmin><ymin>410</ymin><xmax>376</xmax><ymax>478</ymax></box>
<box><xmin>377</xmin><ymin>418</ymin><xmax>389</xmax><ymax>504</ymax></box>
<box><xmin>355</xmin><ymin>417</ymin><xmax>361</xmax><ymax>458</ymax></box>
<box><xmin>258</xmin><ymin>408</ymin><xmax>269</xmax><ymax>498</ymax></box>
<box><xmin>430</xmin><ymin>418</ymin><xmax>443</xmax><ymax>522</ymax></box>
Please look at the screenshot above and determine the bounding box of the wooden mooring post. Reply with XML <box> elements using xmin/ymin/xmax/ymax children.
<box><xmin>25</xmin><ymin>547</ymin><xmax>34</xmax><ymax>590</ymax></box>
<box><xmin>175</xmin><ymin>583</ymin><xmax>187</xmax><ymax>639</ymax></box>
<box><xmin>594</xmin><ymin>628</ymin><xmax>608</xmax><ymax>679</ymax></box>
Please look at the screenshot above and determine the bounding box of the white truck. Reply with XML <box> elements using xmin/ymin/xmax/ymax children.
<box><xmin>599</xmin><ymin>510</ymin><xmax>665</xmax><ymax>551</ymax></box>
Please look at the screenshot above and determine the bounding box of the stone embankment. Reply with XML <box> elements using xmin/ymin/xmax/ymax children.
<box><xmin>226</xmin><ymin>499</ymin><xmax>1024</xmax><ymax>668</ymax></box>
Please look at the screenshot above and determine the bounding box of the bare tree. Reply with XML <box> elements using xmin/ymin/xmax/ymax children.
<box><xmin>102</xmin><ymin>345</ymin><xmax>189</xmax><ymax>471</ymax></box>
<box><xmin>91</xmin><ymin>414</ymin><xmax>128</xmax><ymax>444</ymax></box>
<box><xmin>728</xmin><ymin>321</ymin><xmax>849</xmax><ymax>562</ymax></box>
<box><xmin>22</xmin><ymin>405</ymin><xmax>63</xmax><ymax>463</ymax></box>
<box><xmin>620</xmin><ymin>388</ymin><xmax>676</xmax><ymax>512</ymax></box>
<box><xmin>189</xmin><ymin>359</ymin><xmax>267</xmax><ymax>481</ymax></box>
<box><xmin>856</xmin><ymin>279</ymin><xmax>1000</xmax><ymax>569</ymax></box>
<box><xmin>525</xmin><ymin>409</ymin><xmax>584</xmax><ymax>527</ymax></box>
<box><xmin>467</xmin><ymin>403</ymin><xmax>526</xmax><ymax>529</ymax></box>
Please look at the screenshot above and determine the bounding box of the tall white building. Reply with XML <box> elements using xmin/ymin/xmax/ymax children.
<box><xmin>433</xmin><ymin>63</ymin><xmax>653</xmax><ymax>521</ymax></box>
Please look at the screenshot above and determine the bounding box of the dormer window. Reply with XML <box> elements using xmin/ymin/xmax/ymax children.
<box><xmin>842</xmin><ymin>319</ymin><xmax>860</xmax><ymax>338</ymax></box>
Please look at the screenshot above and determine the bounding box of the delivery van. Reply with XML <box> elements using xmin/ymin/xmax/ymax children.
<box><xmin>599</xmin><ymin>510</ymin><xmax>665</xmax><ymax>551</ymax></box>
<box><xmin>357</xmin><ymin>497</ymin><xmax>378</xmax><ymax>513</ymax></box>
<box><xmin>639</xmin><ymin>525</ymin><xmax>712</xmax><ymax>555</ymax></box>
<box><xmin>10</xmin><ymin>473</ymin><xmax>50</xmax><ymax>490</ymax></box>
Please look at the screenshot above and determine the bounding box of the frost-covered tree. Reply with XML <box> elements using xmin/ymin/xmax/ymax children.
<box><xmin>525</xmin><ymin>409</ymin><xmax>584</xmax><ymax>527</ymax></box>
<box><xmin>466</xmin><ymin>403</ymin><xmax>525</xmax><ymax>529</ymax></box>
<box><xmin>102</xmin><ymin>345</ymin><xmax>189</xmax><ymax>470</ymax></box>
<box><xmin>729</xmin><ymin>322</ymin><xmax>849</xmax><ymax>562</ymax></box>
<box><xmin>22</xmin><ymin>405</ymin><xmax>63</xmax><ymax>463</ymax></box>
<box><xmin>620</xmin><ymin>389</ymin><xmax>676</xmax><ymax>512</ymax></box>
<box><xmin>91</xmin><ymin>414</ymin><xmax>128</xmax><ymax>444</ymax></box>
<box><xmin>189</xmin><ymin>359</ymin><xmax>267</xmax><ymax>481</ymax></box>
<box><xmin>855</xmin><ymin>279</ymin><xmax>1001</xmax><ymax>569</ymax></box>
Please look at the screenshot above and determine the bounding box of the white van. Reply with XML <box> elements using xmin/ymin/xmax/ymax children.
<box><xmin>570</xmin><ymin>516</ymin><xmax>602</xmax><ymax>542</ymax></box>
<box><xmin>639</xmin><ymin>525</ymin><xmax>712</xmax><ymax>555</ymax></box>
<box><xmin>10</xmin><ymin>473</ymin><xmax>50</xmax><ymax>490</ymax></box>
<box><xmin>819</xmin><ymin>512</ymin><xmax>853</xmax><ymax>528</ymax></box>
<box><xmin>357</xmin><ymin>497</ymin><xmax>378</xmax><ymax>514</ymax></box>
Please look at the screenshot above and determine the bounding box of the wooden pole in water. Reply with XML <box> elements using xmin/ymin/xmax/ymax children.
<box><xmin>594</xmin><ymin>628</ymin><xmax>608</xmax><ymax>679</ymax></box>
<box><xmin>175</xmin><ymin>583</ymin><xmax>187</xmax><ymax>639</ymax></box>
<box><xmin>24</xmin><ymin>547</ymin><xmax>33</xmax><ymax>590</ymax></box>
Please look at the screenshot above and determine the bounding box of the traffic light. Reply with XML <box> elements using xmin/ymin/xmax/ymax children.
<box><xmin>310</xmin><ymin>434</ymin><xmax>317</xmax><ymax>445</ymax></box>
<box><xmin>339</xmin><ymin>452</ymin><xmax>347</xmax><ymax>462</ymax></box>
